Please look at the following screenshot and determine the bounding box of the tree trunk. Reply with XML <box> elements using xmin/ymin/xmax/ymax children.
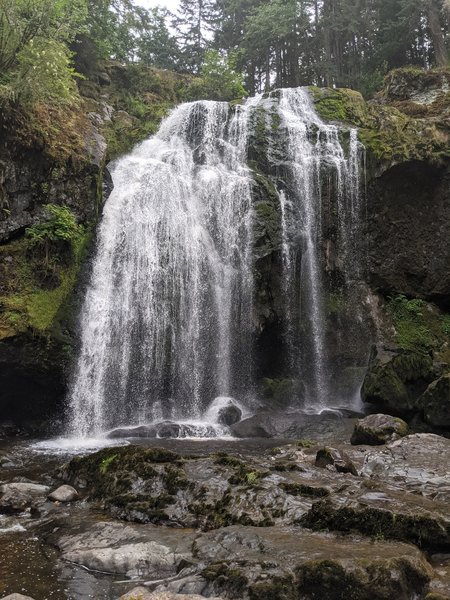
<box><xmin>425</xmin><ymin>0</ymin><xmax>448</xmax><ymax>66</ymax></box>
<box><xmin>265</xmin><ymin>47</ymin><xmax>271</xmax><ymax>92</ymax></box>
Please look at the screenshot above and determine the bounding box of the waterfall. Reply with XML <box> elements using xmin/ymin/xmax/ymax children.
<box><xmin>275</xmin><ymin>88</ymin><xmax>364</xmax><ymax>410</ymax></box>
<box><xmin>68</xmin><ymin>88</ymin><xmax>365</xmax><ymax>438</ymax></box>
<box><xmin>69</xmin><ymin>99</ymin><xmax>258</xmax><ymax>437</ymax></box>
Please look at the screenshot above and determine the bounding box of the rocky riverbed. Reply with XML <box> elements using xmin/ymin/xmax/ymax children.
<box><xmin>0</xmin><ymin>417</ymin><xmax>449</xmax><ymax>600</ymax></box>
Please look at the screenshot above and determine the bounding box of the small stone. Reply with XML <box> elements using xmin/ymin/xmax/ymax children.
<box><xmin>351</xmin><ymin>413</ymin><xmax>409</xmax><ymax>445</ymax></box>
<box><xmin>48</xmin><ymin>485</ymin><xmax>78</xmax><ymax>503</ymax></box>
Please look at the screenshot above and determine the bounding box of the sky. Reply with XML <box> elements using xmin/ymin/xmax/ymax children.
<box><xmin>137</xmin><ymin>0</ymin><xmax>180</xmax><ymax>12</ymax></box>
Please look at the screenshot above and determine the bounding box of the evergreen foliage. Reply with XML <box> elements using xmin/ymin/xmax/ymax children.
<box><xmin>185</xmin><ymin>50</ymin><xmax>247</xmax><ymax>101</ymax></box>
<box><xmin>0</xmin><ymin>0</ymin><xmax>448</xmax><ymax>108</ymax></box>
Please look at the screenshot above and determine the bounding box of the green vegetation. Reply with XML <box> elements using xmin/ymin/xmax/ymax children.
<box><xmin>0</xmin><ymin>206</ymin><xmax>90</xmax><ymax>340</ymax></box>
<box><xmin>0</xmin><ymin>0</ymin><xmax>86</xmax><ymax>107</ymax></box>
<box><xmin>26</xmin><ymin>204</ymin><xmax>84</xmax><ymax>266</ymax></box>
<box><xmin>99</xmin><ymin>454</ymin><xmax>118</xmax><ymax>474</ymax></box>
<box><xmin>184</xmin><ymin>50</ymin><xmax>246</xmax><ymax>102</ymax></box>
<box><xmin>279</xmin><ymin>482</ymin><xmax>330</xmax><ymax>498</ymax></box>
<box><xmin>388</xmin><ymin>294</ymin><xmax>442</xmax><ymax>353</ymax></box>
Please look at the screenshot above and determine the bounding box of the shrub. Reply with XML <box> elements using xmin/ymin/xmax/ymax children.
<box><xmin>26</xmin><ymin>204</ymin><xmax>83</xmax><ymax>267</ymax></box>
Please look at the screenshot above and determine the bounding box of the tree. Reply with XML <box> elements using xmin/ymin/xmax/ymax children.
<box><xmin>0</xmin><ymin>0</ymin><xmax>87</xmax><ymax>105</ymax></box>
<box><xmin>425</xmin><ymin>0</ymin><xmax>448</xmax><ymax>66</ymax></box>
<box><xmin>185</xmin><ymin>49</ymin><xmax>247</xmax><ymax>100</ymax></box>
<box><xmin>136</xmin><ymin>7</ymin><xmax>180</xmax><ymax>70</ymax></box>
<box><xmin>174</xmin><ymin>0</ymin><xmax>216</xmax><ymax>73</ymax></box>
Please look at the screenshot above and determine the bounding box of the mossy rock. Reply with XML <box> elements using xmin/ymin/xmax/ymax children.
<box><xmin>350</xmin><ymin>414</ymin><xmax>409</xmax><ymax>446</ymax></box>
<box><xmin>309</xmin><ymin>86</ymin><xmax>369</xmax><ymax>127</ymax></box>
<box><xmin>296</xmin><ymin>556</ymin><xmax>430</xmax><ymax>600</ymax></box>
<box><xmin>309</xmin><ymin>70</ymin><xmax>450</xmax><ymax>168</ymax></box>
<box><xmin>361</xmin><ymin>347</ymin><xmax>438</xmax><ymax>416</ymax></box>
<box><xmin>301</xmin><ymin>499</ymin><xmax>450</xmax><ymax>550</ymax></box>
<box><xmin>202</xmin><ymin>562</ymin><xmax>249</xmax><ymax>596</ymax></box>
<box><xmin>418</xmin><ymin>373</ymin><xmax>450</xmax><ymax>429</ymax></box>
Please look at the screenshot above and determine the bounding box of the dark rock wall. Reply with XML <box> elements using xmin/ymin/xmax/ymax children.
<box><xmin>367</xmin><ymin>161</ymin><xmax>450</xmax><ymax>308</ymax></box>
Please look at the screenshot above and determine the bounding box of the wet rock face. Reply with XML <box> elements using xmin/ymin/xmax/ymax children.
<box><xmin>351</xmin><ymin>414</ymin><xmax>409</xmax><ymax>446</ymax></box>
<box><xmin>0</xmin><ymin>121</ymin><xmax>106</xmax><ymax>244</ymax></box>
<box><xmin>366</xmin><ymin>161</ymin><xmax>450</xmax><ymax>308</ymax></box>
<box><xmin>419</xmin><ymin>374</ymin><xmax>450</xmax><ymax>429</ymax></box>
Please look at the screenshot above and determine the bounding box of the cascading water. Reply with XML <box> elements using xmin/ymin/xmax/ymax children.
<box><xmin>69</xmin><ymin>99</ymin><xmax>258</xmax><ymax>437</ymax></box>
<box><xmin>274</xmin><ymin>88</ymin><xmax>365</xmax><ymax>410</ymax></box>
<box><xmin>68</xmin><ymin>87</ymin><xmax>366</xmax><ymax>439</ymax></box>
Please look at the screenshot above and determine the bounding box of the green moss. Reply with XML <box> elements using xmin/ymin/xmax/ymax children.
<box><xmin>202</xmin><ymin>562</ymin><xmax>249</xmax><ymax>595</ymax></box>
<box><xmin>309</xmin><ymin>78</ymin><xmax>449</xmax><ymax>166</ymax></box>
<box><xmin>229</xmin><ymin>465</ymin><xmax>267</xmax><ymax>487</ymax></box>
<box><xmin>0</xmin><ymin>225</ymin><xmax>91</xmax><ymax>339</ymax></box>
<box><xmin>309</xmin><ymin>86</ymin><xmax>368</xmax><ymax>126</ymax></box>
<box><xmin>214</xmin><ymin>453</ymin><xmax>244</xmax><ymax>468</ymax></box>
<box><xmin>296</xmin><ymin>439</ymin><xmax>315</xmax><ymax>449</ymax></box>
<box><xmin>301</xmin><ymin>499</ymin><xmax>450</xmax><ymax>550</ymax></box>
<box><xmin>279</xmin><ymin>482</ymin><xmax>329</xmax><ymax>498</ymax></box>
<box><xmin>99</xmin><ymin>454</ymin><xmax>118</xmax><ymax>474</ymax></box>
<box><xmin>249</xmin><ymin>576</ymin><xmax>294</xmax><ymax>600</ymax></box>
<box><xmin>163</xmin><ymin>464</ymin><xmax>189</xmax><ymax>494</ymax></box>
<box><xmin>388</xmin><ymin>295</ymin><xmax>438</xmax><ymax>352</ymax></box>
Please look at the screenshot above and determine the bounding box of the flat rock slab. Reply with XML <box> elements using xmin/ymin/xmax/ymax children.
<box><xmin>56</xmin><ymin>520</ymin><xmax>433</xmax><ymax>600</ymax></box>
<box><xmin>0</xmin><ymin>483</ymin><xmax>50</xmax><ymax>513</ymax></box>
<box><xmin>365</xmin><ymin>434</ymin><xmax>450</xmax><ymax>499</ymax></box>
<box><xmin>118</xmin><ymin>589</ymin><xmax>224</xmax><ymax>600</ymax></box>
<box><xmin>59</xmin><ymin>522</ymin><xmax>196</xmax><ymax>578</ymax></box>
<box><xmin>161</xmin><ymin>526</ymin><xmax>433</xmax><ymax>599</ymax></box>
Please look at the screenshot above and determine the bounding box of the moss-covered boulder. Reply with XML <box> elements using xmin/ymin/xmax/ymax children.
<box><xmin>351</xmin><ymin>413</ymin><xmax>409</xmax><ymax>446</ymax></box>
<box><xmin>361</xmin><ymin>345</ymin><xmax>439</xmax><ymax>417</ymax></box>
<box><xmin>419</xmin><ymin>374</ymin><xmax>450</xmax><ymax>429</ymax></box>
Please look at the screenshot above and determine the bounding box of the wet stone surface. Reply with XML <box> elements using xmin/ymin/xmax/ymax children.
<box><xmin>0</xmin><ymin>428</ymin><xmax>449</xmax><ymax>599</ymax></box>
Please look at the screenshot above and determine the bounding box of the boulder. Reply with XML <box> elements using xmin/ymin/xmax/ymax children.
<box><xmin>315</xmin><ymin>447</ymin><xmax>358</xmax><ymax>476</ymax></box>
<box><xmin>230</xmin><ymin>413</ymin><xmax>274</xmax><ymax>437</ymax></box>
<box><xmin>156</xmin><ymin>422</ymin><xmax>181</xmax><ymax>438</ymax></box>
<box><xmin>351</xmin><ymin>414</ymin><xmax>408</xmax><ymax>445</ymax></box>
<box><xmin>106</xmin><ymin>425</ymin><xmax>157</xmax><ymax>439</ymax></box>
<box><xmin>217</xmin><ymin>404</ymin><xmax>242</xmax><ymax>426</ymax></box>
<box><xmin>48</xmin><ymin>485</ymin><xmax>78</xmax><ymax>503</ymax></box>
<box><xmin>0</xmin><ymin>483</ymin><xmax>50</xmax><ymax>514</ymax></box>
<box><xmin>419</xmin><ymin>373</ymin><xmax>450</xmax><ymax>429</ymax></box>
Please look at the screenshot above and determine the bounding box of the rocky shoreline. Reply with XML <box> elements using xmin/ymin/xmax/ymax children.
<box><xmin>1</xmin><ymin>417</ymin><xmax>449</xmax><ymax>599</ymax></box>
